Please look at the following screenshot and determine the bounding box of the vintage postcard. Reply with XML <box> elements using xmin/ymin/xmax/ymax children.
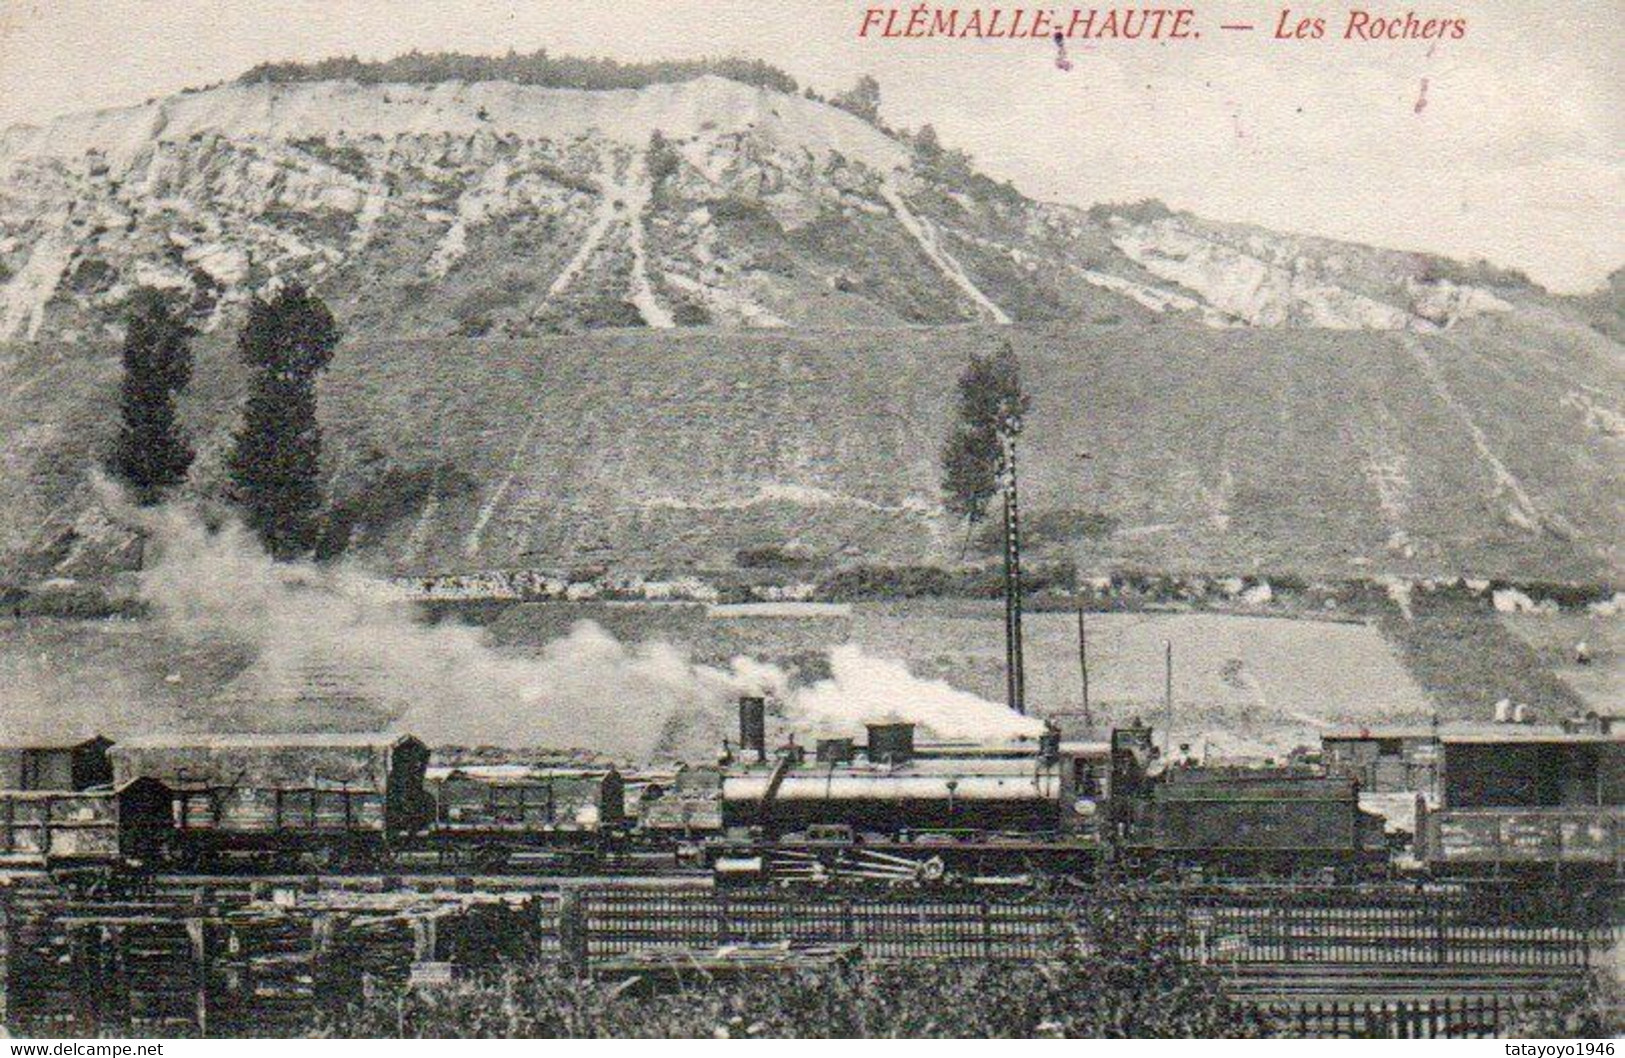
<box><xmin>0</xmin><ymin>0</ymin><xmax>1618</xmax><ymax>1043</ymax></box>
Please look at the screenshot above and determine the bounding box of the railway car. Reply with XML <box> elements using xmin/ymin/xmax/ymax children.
<box><xmin>107</xmin><ymin>733</ymin><xmax>434</xmax><ymax>868</ymax></box>
<box><xmin>0</xmin><ymin>735</ymin><xmax>114</xmax><ymax>791</ymax></box>
<box><xmin>1417</xmin><ymin>730</ymin><xmax>1624</xmax><ymax>877</ymax></box>
<box><xmin>0</xmin><ymin>779</ymin><xmax>172</xmax><ymax>868</ymax></box>
<box><xmin>636</xmin><ymin>765</ymin><xmax>726</xmax><ymax>836</ymax></box>
<box><xmin>422</xmin><ymin>763</ymin><xmax>626</xmax><ymax>867</ymax></box>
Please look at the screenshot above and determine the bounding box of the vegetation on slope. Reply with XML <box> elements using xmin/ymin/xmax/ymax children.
<box><xmin>239</xmin><ymin>50</ymin><xmax>801</xmax><ymax>95</ymax></box>
<box><xmin>1</xmin><ymin>318</ymin><xmax>1618</xmax><ymax>583</ymax></box>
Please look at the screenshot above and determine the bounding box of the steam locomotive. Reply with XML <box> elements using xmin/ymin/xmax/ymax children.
<box><xmin>669</xmin><ymin>698</ymin><xmax>1391</xmax><ymax>884</ymax></box>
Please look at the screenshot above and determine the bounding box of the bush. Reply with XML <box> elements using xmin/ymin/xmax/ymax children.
<box><xmin>576</xmin><ymin>296</ymin><xmax>645</xmax><ymax>330</ymax></box>
<box><xmin>322</xmin><ymin>889</ymin><xmax>1269</xmax><ymax>1038</ymax></box>
<box><xmin>974</xmin><ymin>508</ymin><xmax>1118</xmax><ymax>553</ymax></box>
<box><xmin>289</xmin><ymin>136</ymin><xmax>371</xmax><ymax>180</ymax></box>
<box><xmin>818</xmin><ymin>565</ymin><xmax>955</xmax><ymax>600</ymax></box>
<box><xmin>734</xmin><ymin>545</ymin><xmax>817</xmax><ymax>570</ymax></box>
<box><xmin>646</xmin><ymin>130</ymin><xmax>681</xmax><ymax>183</ymax></box>
<box><xmin>1501</xmin><ymin>972</ymin><xmax>1623</xmax><ymax>1038</ymax></box>
<box><xmin>12</xmin><ymin>584</ymin><xmax>145</xmax><ymax>619</ymax></box>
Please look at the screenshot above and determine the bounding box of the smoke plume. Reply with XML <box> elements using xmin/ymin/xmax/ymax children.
<box><xmin>788</xmin><ymin>646</ymin><xmax>1043</xmax><ymax>742</ymax></box>
<box><xmin>95</xmin><ymin>481</ymin><xmax>1036</xmax><ymax>759</ymax></box>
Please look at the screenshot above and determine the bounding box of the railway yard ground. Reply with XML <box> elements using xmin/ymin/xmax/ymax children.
<box><xmin>0</xmin><ymin>870</ymin><xmax>1618</xmax><ymax>1038</ymax></box>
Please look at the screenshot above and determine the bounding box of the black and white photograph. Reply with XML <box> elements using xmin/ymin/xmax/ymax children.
<box><xmin>0</xmin><ymin>0</ymin><xmax>1618</xmax><ymax>1042</ymax></box>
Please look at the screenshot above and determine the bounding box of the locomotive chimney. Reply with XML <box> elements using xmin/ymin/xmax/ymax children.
<box><xmin>866</xmin><ymin>722</ymin><xmax>915</xmax><ymax>764</ymax></box>
<box><xmin>738</xmin><ymin>696</ymin><xmax>767</xmax><ymax>763</ymax></box>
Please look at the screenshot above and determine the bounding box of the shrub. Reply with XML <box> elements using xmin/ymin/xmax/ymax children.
<box><xmin>576</xmin><ymin>296</ymin><xmax>645</xmax><ymax>330</ymax></box>
<box><xmin>974</xmin><ymin>508</ymin><xmax>1117</xmax><ymax>553</ymax></box>
<box><xmin>321</xmin><ymin>888</ymin><xmax>1268</xmax><ymax>1038</ymax></box>
<box><xmin>289</xmin><ymin>136</ymin><xmax>371</xmax><ymax>180</ymax></box>
<box><xmin>734</xmin><ymin>545</ymin><xmax>817</xmax><ymax>570</ymax></box>
<box><xmin>818</xmin><ymin>565</ymin><xmax>955</xmax><ymax>600</ymax></box>
<box><xmin>646</xmin><ymin>130</ymin><xmax>681</xmax><ymax>183</ymax></box>
<box><xmin>1500</xmin><ymin>972</ymin><xmax>1623</xmax><ymax>1038</ymax></box>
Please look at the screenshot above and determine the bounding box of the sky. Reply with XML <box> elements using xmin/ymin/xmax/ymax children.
<box><xmin>0</xmin><ymin>0</ymin><xmax>1618</xmax><ymax>293</ymax></box>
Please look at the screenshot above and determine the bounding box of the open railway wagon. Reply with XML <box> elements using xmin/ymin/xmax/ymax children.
<box><xmin>107</xmin><ymin>733</ymin><xmax>435</xmax><ymax>869</ymax></box>
<box><xmin>0</xmin><ymin>780</ymin><xmax>173</xmax><ymax>869</ymax></box>
<box><xmin>1417</xmin><ymin>730</ymin><xmax>1624</xmax><ymax>878</ymax></box>
<box><xmin>0</xmin><ymin>736</ymin><xmax>172</xmax><ymax>873</ymax></box>
<box><xmin>419</xmin><ymin>763</ymin><xmax>628</xmax><ymax>869</ymax></box>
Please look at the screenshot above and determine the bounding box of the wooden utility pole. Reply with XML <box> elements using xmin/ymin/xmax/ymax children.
<box><xmin>1000</xmin><ymin>425</ymin><xmax>1025</xmax><ymax>715</ymax></box>
<box><xmin>1163</xmin><ymin>640</ymin><xmax>1174</xmax><ymax>755</ymax></box>
<box><xmin>1076</xmin><ymin>605</ymin><xmax>1091</xmax><ymax>727</ymax></box>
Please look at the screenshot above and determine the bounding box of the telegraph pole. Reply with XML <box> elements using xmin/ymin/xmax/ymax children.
<box><xmin>1000</xmin><ymin>423</ymin><xmax>1026</xmax><ymax>715</ymax></box>
<box><xmin>1077</xmin><ymin>605</ymin><xmax>1091</xmax><ymax>727</ymax></box>
<box><xmin>1163</xmin><ymin>640</ymin><xmax>1174</xmax><ymax>756</ymax></box>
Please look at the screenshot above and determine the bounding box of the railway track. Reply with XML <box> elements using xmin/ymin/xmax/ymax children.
<box><xmin>147</xmin><ymin>870</ymin><xmax>712</xmax><ymax>894</ymax></box>
<box><xmin>1219</xmin><ymin>963</ymin><xmax>1590</xmax><ymax>1003</ymax></box>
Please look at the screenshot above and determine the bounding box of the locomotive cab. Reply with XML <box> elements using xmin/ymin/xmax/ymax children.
<box><xmin>1057</xmin><ymin>738</ymin><xmax>1114</xmax><ymax>836</ymax></box>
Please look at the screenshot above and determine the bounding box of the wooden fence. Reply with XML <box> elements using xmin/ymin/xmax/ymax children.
<box><xmin>1261</xmin><ymin>996</ymin><xmax>1514</xmax><ymax>1039</ymax></box>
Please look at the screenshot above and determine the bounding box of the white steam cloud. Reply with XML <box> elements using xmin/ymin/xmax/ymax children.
<box><xmin>787</xmin><ymin>646</ymin><xmax>1043</xmax><ymax>742</ymax></box>
<box><xmin>98</xmin><ymin>480</ymin><xmax>1038</xmax><ymax>759</ymax></box>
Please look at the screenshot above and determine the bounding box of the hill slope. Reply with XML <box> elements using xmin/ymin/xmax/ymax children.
<box><xmin>2</xmin><ymin>319</ymin><xmax>1618</xmax><ymax>582</ymax></box>
<box><xmin>0</xmin><ymin>74</ymin><xmax>1619</xmax><ymax>583</ymax></box>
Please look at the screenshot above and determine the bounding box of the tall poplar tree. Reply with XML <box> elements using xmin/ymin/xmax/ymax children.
<box><xmin>940</xmin><ymin>341</ymin><xmax>1031</xmax><ymax>532</ymax></box>
<box><xmin>110</xmin><ymin>287</ymin><xmax>195</xmax><ymax>505</ymax></box>
<box><xmin>227</xmin><ymin>283</ymin><xmax>339</xmax><ymax>559</ymax></box>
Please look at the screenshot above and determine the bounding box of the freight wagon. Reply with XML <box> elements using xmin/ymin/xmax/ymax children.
<box><xmin>0</xmin><ymin>780</ymin><xmax>172</xmax><ymax>867</ymax></box>
<box><xmin>421</xmin><ymin>763</ymin><xmax>627</xmax><ymax>867</ymax></box>
<box><xmin>1417</xmin><ymin>731</ymin><xmax>1624</xmax><ymax>876</ymax></box>
<box><xmin>107</xmin><ymin>733</ymin><xmax>434</xmax><ymax>867</ymax></box>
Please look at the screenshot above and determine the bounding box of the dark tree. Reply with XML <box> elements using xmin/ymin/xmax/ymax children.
<box><xmin>912</xmin><ymin>123</ymin><xmax>943</xmax><ymax>161</ymax></box>
<box><xmin>227</xmin><ymin>283</ymin><xmax>339</xmax><ymax>559</ymax></box>
<box><xmin>110</xmin><ymin>287</ymin><xmax>195</xmax><ymax>505</ymax></box>
<box><xmin>940</xmin><ymin>341</ymin><xmax>1030</xmax><ymax>529</ymax></box>
<box><xmin>646</xmin><ymin>129</ymin><xmax>680</xmax><ymax>183</ymax></box>
<box><xmin>832</xmin><ymin>74</ymin><xmax>882</xmax><ymax>124</ymax></box>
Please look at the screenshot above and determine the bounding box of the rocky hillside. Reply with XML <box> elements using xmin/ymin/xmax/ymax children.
<box><xmin>0</xmin><ymin>75</ymin><xmax>1556</xmax><ymax>342</ymax></box>
<box><xmin>0</xmin><ymin>73</ymin><xmax>1619</xmax><ymax>584</ymax></box>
